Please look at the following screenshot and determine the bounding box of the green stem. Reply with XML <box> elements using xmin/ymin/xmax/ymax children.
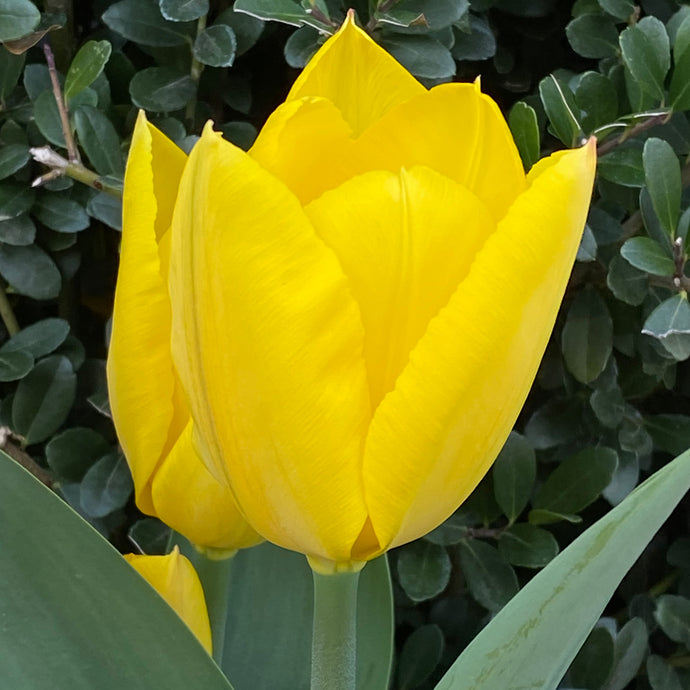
<box><xmin>311</xmin><ymin>569</ymin><xmax>360</xmax><ymax>690</ymax></box>
<box><xmin>0</xmin><ymin>284</ymin><xmax>19</xmax><ymax>335</ymax></box>
<box><xmin>185</xmin><ymin>14</ymin><xmax>207</xmax><ymax>126</ymax></box>
<box><xmin>194</xmin><ymin>550</ymin><xmax>235</xmax><ymax>666</ymax></box>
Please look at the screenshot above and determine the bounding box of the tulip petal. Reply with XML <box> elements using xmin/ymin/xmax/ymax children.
<box><xmin>305</xmin><ymin>166</ymin><xmax>495</xmax><ymax>410</ymax></box>
<box><xmin>356</xmin><ymin>82</ymin><xmax>527</xmax><ymax>221</ymax></box>
<box><xmin>170</xmin><ymin>125</ymin><xmax>371</xmax><ymax>563</ymax></box>
<box><xmin>151</xmin><ymin>420</ymin><xmax>263</xmax><ymax>550</ymax></box>
<box><xmin>361</xmin><ymin>141</ymin><xmax>597</xmax><ymax>557</ymax></box>
<box><xmin>286</xmin><ymin>14</ymin><xmax>424</xmax><ymax>135</ymax></box>
<box><xmin>124</xmin><ymin>548</ymin><xmax>212</xmax><ymax>654</ymax></box>
<box><xmin>107</xmin><ymin>112</ymin><xmax>187</xmax><ymax>514</ymax></box>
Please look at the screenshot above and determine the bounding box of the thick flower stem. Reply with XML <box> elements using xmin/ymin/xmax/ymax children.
<box><xmin>311</xmin><ymin>569</ymin><xmax>360</xmax><ymax>690</ymax></box>
<box><xmin>194</xmin><ymin>550</ymin><xmax>234</xmax><ymax>666</ymax></box>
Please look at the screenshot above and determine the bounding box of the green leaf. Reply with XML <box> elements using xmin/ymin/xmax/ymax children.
<box><xmin>436</xmin><ymin>448</ymin><xmax>690</xmax><ymax>690</ymax></box>
<box><xmin>378</xmin><ymin>34</ymin><xmax>455</xmax><ymax>79</ymax></box>
<box><xmin>575</xmin><ymin>71</ymin><xmax>618</xmax><ymax>132</ymax></box>
<box><xmin>566</xmin><ymin>14</ymin><xmax>618</xmax><ymax>59</ymax></box>
<box><xmin>221</xmin><ymin>543</ymin><xmax>393</xmax><ymax>690</ymax></box>
<box><xmin>0</xmin><ymin>453</ymin><xmax>235</xmax><ymax>690</ymax></box>
<box><xmin>670</xmin><ymin>25</ymin><xmax>690</xmax><ymax>110</ymax></box>
<box><xmin>45</xmin><ymin>427</ymin><xmax>110</xmax><ymax>482</ymax></box>
<box><xmin>128</xmin><ymin>518</ymin><xmax>171</xmax><ymax>555</ymax></box>
<box><xmin>562</xmin><ymin>286</ymin><xmax>613</xmax><ymax>383</ymax></box>
<box><xmin>533</xmin><ymin>446</ymin><xmax>619</xmax><ymax>518</ymax></box>
<box><xmin>590</xmin><ymin>385</ymin><xmax>626</xmax><ymax>428</ymax></box>
<box><xmin>0</xmin><ymin>143</ymin><xmax>29</xmax><ymax>180</ymax></box>
<box><xmin>508</xmin><ymin>101</ymin><xmax>540</xmax><ymax>170</ymax></box>
<box><xmin>643</xmin><ymin>138</ymin><xmax>681</xmax><ymax>237</ymax></box>
<box><xmin>33</xmin><ymin>89</ymin><xmax>66</xmax><ymax>147</ymax></box>
<box><xmin>619</xmin><ymin>17</ymin><xmax>670</xmax><ymax>101</ymax></box>
<box><xmin>0</xmin><ymin>214</ymin><xmax>34</xmax><ymax>245</ymax></box>
<box><xmin>646</xmin><ymin>414</ymin><xmax>690</xmax><ymax>455</ymax></box>
<box><xmin>605</xmin><ymin>618</ymin><xmax>648</xmax><ymax>690</ymax></box>
<box><xmin>0</xmin><ymin>47</ymin><xmax>25</xmax><ymax>100</ymax></box>
<box><xmin>570</xmin><ymin>626</ymin><xmax>615</xmax><ymax>689</ymax></box>
<box><xmin>213</xmin><ymin>8</ymin><xmax>264</xmax><ymax>56</ymax></box>
<box><xmin>598</xmin><ymin>0</ymin><xmax>634</xmax><ymax>20</ymax></box>
<box><xmin>284</xmin><ymin>25</ymin><xmax>321</xmax><ymax>68</ymax></box>
<box><xmin>74</xmin><ymin>106</ymin><xmax>124</xmax><ymax>176</ymax></box>
<box><xmin>598</xmin><ymin>146</ymin><xmax>645</xmax><ymax>187</ymax></box>
<box><xmin>539</xmin><ymin>74</ymin><xmax>582</xmax><ymax>147</ymax></box>
<box><xmin>647</xmin><ymin>655</ymin><xmax>683</xmax><ymax>690</ymax></box>
<box><xmin>654</xmin><ymin>595</ymin><xmax>690</xmax><ymax>646</ymax></box>
<box><xmin>498</xmin><ymin>524</ymin><xmax>559</xmax><ymax>568</ymax></box>
<box><xmin>528</xmin><ymin>508</ymin><xmax>582</xmax><ymax>526</ymax></box>
<box><xmin>0</xmin><ymin>243</ymin><xmax>61</xmax><ymax>299</ymax></box>
<box><xmin>642</xmin><ymin>294</ymin><xmax>690</xmax><ymax>361</ymax></box>
<box><xmin>458</xmin><ymin>539</ymin><xmax>518</xmax><ymax>612</ymax></box>
<box><xmin>103</xmin><ymin>0</ymin><xmax>194</xmax><ymax>46</ymax></box>
<box><xmin>64</xmin><ymin>40</ymin><xmax>112</xmax><ymax>102</ymax></box>
<box><xmin>129</xmin><ymin>67</ymin><xmax>196</xmax><ymax>112</ymax></box>
<box><xmin>87</xmin><ymin>192</ymin><xmax>123</xmax><ymax>230</ymax></box>
<box><xmin>0</xmin><ymin>0</ymin><xmax>40</xmax><ymax>41</ymax></box>
<box><xmin>606</xmin><ymin>254</ymin><xmax>648</xmax><ymax>306</ymax></box>
<box><xmin>1</xmin><ymin>317</ymin><xmax>69</xmax><ymax>357</ymax></box>
<box><xmin>220</xmin><ymin>121</ymin><xmax>257</xmax><ymax>151</ymax></box>
<box><xmin>11</xmin><ymin>355</ymin><xmax>76</xmax><ymax>444</ymax></box>
<box><xmin>193</xmin><ymin>24</ymin><xmax>237</xmax><ymax>67</ymax></box>
<box><xmin>451</xmin><ymin>14</ymin><xmax>496</xmax><ymax>61</ymax></box>
<box><xmin>398</xmin><ymin>625</ymin><xmax>444</xmax><ymax>690</ymax></box>
<box><xmin>234</xmin><ymin>0</ymin><xmax>310</xmax><ymax>27</ymax></box>
<box><xmin>620</xmin><ymin>237</ymin><xmax>674</xmax><ymax>275</ymax></box>
<box><xmin>80</xmin><ymin>451</ymin><xmax>133</xmax><ymax>518</ymax></box>
<box><xmin>378</xmin><ymin>0</ymin><xmax>468</xmax><ymax>31</ymax></box>
<box><xmin>397</xmin><ymin>540</ymin><xmax>451</xmax><ymax>602</ymax></box>
<box><xmin>159</xmin><ymin>0</ymin><xmax>208</xmax><ymax>21</ymax></box>
<box><xmin>33</xmin><ymin>194</ymin><xmax>90</xmax><ymax>233</ymax></box>
<box><xmin>0</xmin><ymin>349</ymin><xmax>32</xmax><ymax>381</ymax></box>
<box><xmin>492</xmin><ymin>431</ymin><xmax>536</xmax><ymax>522</ymax></box>
<box><xmin>0</xmin><ymin>182</ymin><xmax>34</xmax><ymax>220</ymax></box>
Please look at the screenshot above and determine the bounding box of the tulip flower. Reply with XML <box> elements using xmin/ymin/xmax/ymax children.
<box><xmin>122</xmin><ymin>15</ymin><xmax>595</xmax><ymax>573</ymax></box>
<box><xmin>124</xmin><ymin>547</ymin><xmax>212</xmax><ymax>654</ymax></box>
<box><xmin>106</xmin><ymin>110</ymin><xmax>262</xmax><ymax>553</ymax></box>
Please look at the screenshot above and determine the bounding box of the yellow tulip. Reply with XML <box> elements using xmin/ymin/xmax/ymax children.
<box><xmin>124</xmin><ymin>15</ymin><xmax>596</xmax><ymax>572</ymax></box>
<box><xmin>106</xmin><ymin>107</ymin><xmax>262</xmax><ymax>552</ymax></box>
<box><xmin>124</xmin><ymin>547</ymin><xmax>212</xmax><ymax>654</ymax></box>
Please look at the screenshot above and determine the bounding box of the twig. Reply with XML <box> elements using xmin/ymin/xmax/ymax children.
<box><xmin>0</xmin><ymin>427</ymin><xmax>54</xmax><ymax>488</ymax></box>
<box><xmin>597</xmin><ymin>112</ymin><xmax>672</xmax><ymax>156</ymax></box>
<box><xmin>30</xmin><ymin>146</ymin><xmax>123</xmax><ymax>198</ymax></box>
<box><xmin>0</xmin><ymin>284</ymin><xmax>20</xmax><ymax>336</ymax></box>
<box><xmin>42</xmin><ymin>40</ymin><xmax>80</xmax><ymax>163</ymax></box>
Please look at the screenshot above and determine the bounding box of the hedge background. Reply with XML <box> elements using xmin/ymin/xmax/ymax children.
<box><xmin>0</xmin><ymin>0</ymin><xmax>689</xmax><ymax>688</ymax></box>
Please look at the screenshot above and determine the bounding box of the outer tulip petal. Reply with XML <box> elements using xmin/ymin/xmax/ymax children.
<box><xmin>360</xmin><ymin>140</ymin><xmax>597</xmax><ymax>557</ymax></box>
<box><xmin>151</xmin><ymin>420</ymin><xmax>263</xmax><ymax>550</ymax></box>
<box><xmin>305</xmin><ymin>166</ymin><xmax>495</xmax><ymax>410</ymax></box>
<box><xmin>286</xmin><ymin>14</ymin><xmax>424</xmax><ymax>135</ymax></box>
<box><xmin>169</xmin><ymin>124</ymin><xmax>371</xmax><ymax>563</ymax></box>
<box><xmin>250</xmin><ymin>97</ymin><xmax>354</xmax><ymax>204</ymax></box>
<box><xmin>107</xmin><ymin>112</ymin><xmax>187</xmax><ymax>514</ymax></box>
<box><xmin>356</xmin><ymin>82</ymin><xmax>526</xmax><ymax>221</ymax></box>
<box><xmin>124</xmin><ymin>548</ymin><xmax>212</xmax><ymax>654</ymax></box>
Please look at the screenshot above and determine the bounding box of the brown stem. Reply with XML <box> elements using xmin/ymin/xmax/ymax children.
<box><xmin>597</xmin><ymin>112</ymin><xmax>672</xmax><ymax>157</ymax></box>
<box><xmin>0</xmin><ymin>427</ymin><xmax>54</xmax><ymax>488</ymax></box>
<box><xmin>42</xmin><ymin>40</ymin><xmax>80</xmax><ymax>163</ymax></box>
<box><xmin>0</xmin><ymin>284</ymin><xmax>20</xmax><ymax>336</ymax></box>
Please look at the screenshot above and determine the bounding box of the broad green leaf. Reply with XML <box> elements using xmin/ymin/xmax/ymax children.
<box><xmin>1</xmin><ymin>317</ymin><xmax>69</xmax><ymax>357</ymax></box>
<box><xmin>0</xmin><ymin>47</ymin><xmax>25</xmax><ymax>99</ymax></box>
<box><xmin>284</xmin><ymin>25</ymin><xmax>321</xmax><ymax>68</ymax></box>
<box><xmin>458</xmin><ymin>539</ymin><xmax>518</xmax><ymax>612</ymax></box>
<box><xmin>570</xmin><ymin>626</ymin><xmax>615</xmax><ymax>689</ymax></box>
<box><xmin>577</xmin><ymin>224</ymin><xmax>597</xmax><ymax>262</ymax></box>
<box><xmin>642</xmin><ymin>294</ymin><xmax>690</xmax><ymax>360</ymax></box>
<box><xmin>33</xmin><ymin>194</ymin><xmax>90</xmax><ymax>233</ymax></box>
<box><xmin>620</xmin><ymin>237</ymin><xmax>674</xmax><ymax>275</ymax></box>
<box><xmin>221</xmin><ymin>543</ymin><xmax>393</xmax><ymax>690</ymax></box>
<box><xmin>451</xmin><ymin>15</ymin><xmax>496</xmax><ymax>61</ymax></box>
<box><xmin>528</xmin><ymin>508</ymin><xmax>582</xmax><ymax>526</ymax></box>
<box><xmin>619</xmin><ymin>17</ymin><xmax>669</xmax><ymax>101</ymax></box>
<box><xmin>498</xmin><ymin>524</ymin><xmax>559</xmax><ymax>568</ymax></box>
<box><xmin>80</xmin><ymin>451</ymin><xmax>133</xmax><ymax>518</ymax></box>
<box><xmin>508</xmin><ymin>101</ymin><xmax>540</xmax><ymax>170</ymax></box>
<box><xmin>220</xmin><ymin>121</ymin><xmax>257</xmax><ymax>150</ymax></box>
<box><xmin>598</xmin><ymin>146</ymin><xmax>645</xmax><ymax>187</ymax></box>
<box><xmin>0</xmin><ymin>213</ymin><xmax>33</xmax><ymax>245</ymax></box>
<box><xmin>532</xmin><ymin>446</ymin><xmax>619</xmax><ymax>519</ymax></box>
<box><xmin>606</xmin><ymin>254</ymin><xmax>648</xmax><ymax>306</ymax></box>
<box><xmin>562</xmin><ymin>286</ymin><xmax>613</xmax><ymax>383</ymax></box>
<box><xmin>0</xmin><ymin>349</ymin><xmax>32</xmax><ymax>381</ymax></box>
<box><xmin>647</xmin><ymin>655</ymin><xmax>683</xmax><ymax>690</ymax></box>
<box><xmin>646</xmin><ymin>414</ymin><xmax>690</xmax><ymax>455</ymax></box>
<box><xmin>378</xmin><ymin>34</ymin><xmax>455</xmax><ymax>79</ymax></box>
<box><xmin>214</xmin><ymin>8</ymin><xmax>264</xmax><ymax>56</ymax></box>
<box><xmin>0</xmin><ymin>243</ymin><xmax>61</xmax><ymax>299</ymax></box>
<box><xmin>128</xmin><ymin>518</ymin><xmax>171</xmax><ymax>555</ymax></box>
<box><xmin>378</xmin><ymin>0</ymin><xmax>468</xmax><ymax>31</ymax></box>
<box><xmin>0</xmin><ymin>0</ymin><xmax>40</xmax><ymax>41</ymax></box>
<box><xmin>398</xmin><ymin>540</ymin><xmax>451</xmax><ymax>602</ymax></box>
<box><xmin>575</xmin><ymin>71</ymin><xmax>618</xmax><ymax>132</ymax></box>
<box><xmin>566</xmin><ymin>14</ymin><xmax>618</xmax><ymax>59</ymax></box>
<box><xmin>0</xmin><ymin>182</ymin><xmax>33</xmax><ymax>220</ymax></box>
<box><xmin>605</xmin><ymin>618</ymin><xmax>648</xmax><ymax>690</ymax></box>
<box><xmin>670</xmin><ymin>27</ymin><xmax>690</xmax><ymax>110</ymax></box>
<box><xmin>643</xmin><ymin>138</ymin><xmax>681</xmax><ymax>237</ymax></box>
<box><xmin>398</xmin><ymin>625</ymin><xmax>444</xmax><ymax>690</ymax></box>
<box><xmin>0</xmin><ymin>452</ymin><xmax>234</xmax><ymax>690</ymax></box>
<box><xmin>640</xmin><ymin>166</ymin><xmax>674</xmax><ymax>254</ymax></box>
<box><xmin>74</xmin><ymin>106</ymin><xmax>125</xmax><ymax>175</ymax></box>
<box><xmin>234</xmin><ymin>0</ymin><xmax>310</xmax><ymax>27</ymax></box>
<box><xmin>0</xmin><ymin>143</ymin><xmax>29</xmax><ymax>180</ymax></box>
<box><xmin>590</xmin><ymin>385</ymin><xmax>626</xmax><ymax>428</ymax></box>
<box><xmin>33</xmin><ymin>89</ymin><xmax>66</xmax><ymax>147</ymax></box>
<box><xmin>102</xmin><ymin>0</ymin><xmax>194</xmax><ymax>46</ymax></box>
<box><xmin>64</xmin><ymin>40</ymin><xmax>111</xmax><ymax>102</ymax></box>
<box><xmin>12</xmin><ymin>355</ymin><xmax>76</xmax><ymax>444</ymax></box>
<box><xmin>87</xmin><ymin>192</ymin><xmax>123</xmax><ymax>230</ymax></box>
<box><xmin>193</xmin><ymin>24</ymin><xmax>237</xmax><ymax>67</ymax></box>
<box><xmin>46</xmin><ymin>427</ymin><xmax>110</xmax><ymax>481</ymax></box>
<box><xmin>129</xmin><ymin>67</ymin><xmax>196</xmax><ymax>112</ymax></box>
<box><xmin>525</xmin><ymin>397</ymin><xmax>586</xmax><ymax>450</ymax></box>
<box><xmin>435</xmin><ymin>448</ymin><xmax>690</xmax><ymax>690</ymax></box>
<box><xmin>539</xmin><ymin>74</ymin><xmax>582</xmax><ymax>147</ymax></box>
<box><xmin>654</xmin><ymin>595</ymin><xmax>690</xmax><ymax>646</ymax></box>
<box><xmin>425</xmin><ymin>513</ymin><xmax>472</xmax><ymax>546</ymax></box>
<box><xmin>159</xmin><ymin>0</ymin><xmax>208</xmax><ymax>21</ymax></box>
<box><xmin>598</xmin><ymin>0</ymin><xmax>634</xmax><ymax>20</ymax></box>
<box><xmin>492</xmin><ymin>431</ymin><xmax>536</xmax><ymax>522</ymax></box>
